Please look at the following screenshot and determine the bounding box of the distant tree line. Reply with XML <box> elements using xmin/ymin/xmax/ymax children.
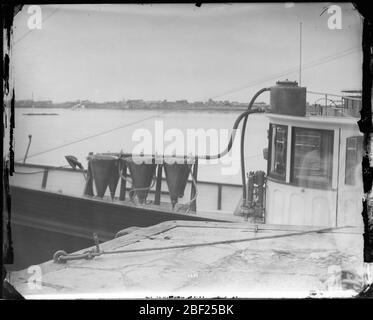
<box><xmin>15</xmin><ymin>99</ymin><xmax>270</xmax><ymax>111</ymax></box>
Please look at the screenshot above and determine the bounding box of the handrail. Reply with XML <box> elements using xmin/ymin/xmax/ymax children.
<box><xmin>13</xmin><ymin>161</ymin><xmax>244</xmax><ymax>211</ymax></box>
<box><xmin>14</xmin><ymin>161</ymin><xmax>86</xmax><ymax>172</ymax></box>
<box><xmin>307</xmin><ymin>90</ymin><xmax>362</xmax><ymax>101</ymax></box>
<box><xmin>13</xmin><ymin>161</ymin><xmax>243</xmax><ymax>188</ymax></box>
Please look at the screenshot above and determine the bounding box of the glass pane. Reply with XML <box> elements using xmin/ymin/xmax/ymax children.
<box><xmin>292</xmin><ymin>128</ymin><xmax>333</xmax><ymax>188</ymax></box>
<box><xmin>269</xmin><ymin>125</ymin><xmax>287</xmax><ymax>180</ymax></box>
<box><xmin>345</xmin><ymin>136</ymin><xmax>363</xmax><ymax>185</ymax></box>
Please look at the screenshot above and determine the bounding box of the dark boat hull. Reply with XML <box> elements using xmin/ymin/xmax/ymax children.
<box><xmin>7</xmin><ymin>186</ymin><xmax>222</xmax><ymax>271</ymax></box>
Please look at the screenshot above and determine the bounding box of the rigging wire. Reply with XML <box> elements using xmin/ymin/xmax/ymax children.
<box><xmin>16</xmin><ymin>110</ymin><xmax>169</xmax><ymax>161</ymax></box>
<box><xmin>206</xmin><ymin>46</ymin><xmax>360</xmax><ymax>101</ymax></box>
<box><xmin>17</xmin><ymin>46</ymin><xmax>360</xmax><ymax>162</ymax></box>
<box><xmin>14</xmin><ymin>6</ymin><xmax>62</xmax><ymax>46</ymax></box>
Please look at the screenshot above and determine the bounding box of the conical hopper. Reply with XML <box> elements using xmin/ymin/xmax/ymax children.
<box><xmin>125</xmin><ymin>156</ymin><xmax>156</xmax><ymax>203</ymax></box>
<box><xmin>108</xmin><ymin>166</ymin><xmax>120</xmax><ymax>199</ymax></box>
<box><xmin>90</xmin><ymin>155</ymin><xmax>119</xmax><ymax>198</ymax></box>
<box><xmin>163</xmin><ymin>162</ymin><xmax>192</xmax><ymax>208</ymax></box>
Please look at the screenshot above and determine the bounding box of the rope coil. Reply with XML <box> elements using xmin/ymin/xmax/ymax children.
<box><xmin>118</xmin><ymin>165</ymin><xmax>157</xmax><ymax>204</ymax></box>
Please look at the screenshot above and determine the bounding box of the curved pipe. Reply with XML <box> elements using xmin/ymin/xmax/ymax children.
<box><xmin>197</xmin><ymin>108</ymin><xmax>265</xmax><ymax>160</ymax></box>
<box><xmin>240</xmin><ymin>88</ymin><xmax>270</xmax><ymax>203</ymax></box>
<box><xmin>134</xmin><ymin>107</ymin><xmax>266</xmax><ymax>162</ymax></box>
<box><xmin>118</xmin><ymin>87</ymin><xmax>270</xmax><ymax>210</ymax></box>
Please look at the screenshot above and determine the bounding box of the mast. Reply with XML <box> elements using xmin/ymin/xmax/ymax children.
<box><xmin>31</xmin><ymin>92</ymin><xmax>34</xmax><ymax>113</ymax></box>
<box><xmin>299</xmin><ymin>22</ymin><xmax>302</xmax><ymax>86</ymax></box>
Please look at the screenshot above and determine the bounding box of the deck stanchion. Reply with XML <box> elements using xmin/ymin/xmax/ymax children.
<box><xmin>41</xmin><ymin>169</ymin><xmax>49</xmax><ymax>189</ymax></box>
<box><xmin>190</xmin><ymin>158</ymin><xmax>198</xmax><ymax>212</ymax></box>
<box><xmin>83</xmin><ymin>162</ymin><xmax>94</xmax><ymax>196</ymax></box>
<box><xmin>217</xmin><ymin>184</ymin><xmax>222</xmax><ymax>210</ymax></box>
<box><xmin>119</xmin><ymin>161</ymin><xmax>127</xmax><ymax>201</ymax></box>
<box><xmin>23</xmin><ymin>134</ymin><xmax>32</xmax><ymax>163</ymax></box>
<box><xmin>154</xmin><ymin>164</ymin><xmax>163</xmax><ymax>205</ymax></box>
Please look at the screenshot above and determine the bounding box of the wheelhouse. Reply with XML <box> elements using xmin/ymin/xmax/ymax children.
<box><xmin>264</xmin><ymin>82</ymin><xmax>363</xmax><ymax>227</ymax></box>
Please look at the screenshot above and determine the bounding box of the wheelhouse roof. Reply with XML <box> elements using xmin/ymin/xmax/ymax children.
<box><xmin>267</xmin><ymin>113</ymin><xmax>361</xmax><ymax>131</ymax></box>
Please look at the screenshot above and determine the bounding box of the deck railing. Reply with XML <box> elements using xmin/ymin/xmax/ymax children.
<box><xmin>13</xmin><ymin>162</ymin><xmax>242</xmax><ymax>212</ymax></box>
<box><xmin>307</xmin><ymin>91</ymin><xmax>361</xmax><ymax>118</ymax></box>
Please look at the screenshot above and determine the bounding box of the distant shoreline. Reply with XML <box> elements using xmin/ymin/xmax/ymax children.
<box><xmin>15</xmin><ymin>100</ymin><xmax>270</xmax><ymax>113</ymax></box>
<box><xmin>16</xmin><ymin>106</ymin><xmax>262</xmax><ymax>112</ymax></box>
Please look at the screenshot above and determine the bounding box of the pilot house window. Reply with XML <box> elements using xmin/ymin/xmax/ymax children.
<box><xmin>269</xmin><ymin>124</ymin><xmax>287</xmax><ymax>180</ymax></box>
<box><xmin>345</xmin><ymin>136</ymin><xmax>363</xmax><ymax>186</ymax></box>
<box><xmin>291</xmin><ymin>128</ymin><xmax>333</xmax><ymax>189</ymax></box>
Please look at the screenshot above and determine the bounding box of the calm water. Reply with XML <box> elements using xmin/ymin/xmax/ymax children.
<box><xmin>14</xmin><ymin>108</ymin><xmax>269</xmax><ymax>184</ymax></box>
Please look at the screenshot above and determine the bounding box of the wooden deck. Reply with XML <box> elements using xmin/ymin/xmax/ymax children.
<box><xmin>8</xmin><ymin>220</ymin><xmax>365</xmax><ymax>298</ymax></box>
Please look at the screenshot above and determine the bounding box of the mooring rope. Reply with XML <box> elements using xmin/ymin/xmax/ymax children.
<box><xmin>117</xmin><ymin>162</ymin><xmax>157</xmax><ymax>204</ymax></box>
<box><xmin>128</xmin><ymin>175</ymin><xmax>157</xmax><ymax>203</ymax></box>
<box><xmin>177</xmin><ymin>165</ymin><xmax>198</xmax><ymax>214</ymax></box>
<box><xmin>53</xmin><ymin>225</ymin><xmax>351</xmax><ymax>264</ymax></box>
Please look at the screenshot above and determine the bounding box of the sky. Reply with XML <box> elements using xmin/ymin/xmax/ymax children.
<box><xmin>12</xmin><ymin>3</ymin><xmax>363</xmax><ymax>103</ymax></box>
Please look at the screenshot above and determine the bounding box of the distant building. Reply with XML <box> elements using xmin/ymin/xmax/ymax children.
<box><xmin>341</xmin><ymin>89</ymin><xmax>362</xmax><ymax>117</ymax></box>
<box><xmin>127</xmin><ymin>99</ymin><xmax>146</xmax><ymax>109</ymax></box>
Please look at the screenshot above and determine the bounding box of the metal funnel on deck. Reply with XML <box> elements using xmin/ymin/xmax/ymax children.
<box><xmin>90</xmin><ymin>154</ymin><xmax>119</xmax><ymax>199</ymax></box>
<box><xmin>125</xmin><ymin>156</ymin><xmax>156</xmax><ymax>203</ymax></box>
<box><xmin>163</xmin><ymin>157</ymin><xmax>193</xmax><ymax>209</ymax></box>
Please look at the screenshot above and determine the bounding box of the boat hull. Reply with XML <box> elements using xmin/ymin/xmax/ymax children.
<box><xmin>6</xmin><ymin>186</ymin><xmax>223</xmax><ymax>271</ymax></box>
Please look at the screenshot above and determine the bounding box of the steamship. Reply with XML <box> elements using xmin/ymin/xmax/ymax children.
<box><xmin>7</xmin><ymin>80</ymin><xmax>364</xmax><ymax>271</ymax></box>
